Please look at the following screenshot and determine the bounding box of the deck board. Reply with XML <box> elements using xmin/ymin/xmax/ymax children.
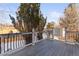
<box><xmin>7</xmin><ymin>39</ymin><xmax>79</xmax><ymax>56</ymax></box>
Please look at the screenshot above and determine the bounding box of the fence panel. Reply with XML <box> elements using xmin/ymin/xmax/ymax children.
<box><xmin>65</xmin><ymin>31</ymin><xmax>79</xmax><ymax>43</ymax></box>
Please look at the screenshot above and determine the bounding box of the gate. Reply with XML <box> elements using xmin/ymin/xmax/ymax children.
<box><xmin>43</xmin><ymin>28</ymin><xmax>62</xmax><ymax>40</ymax></box>
<box><xmin>65</xmin><ymin>31</ymin><xmax>79</xmax><ymax>43</ymax></box>
<box><xmin>53</xmin><ymin>28</ymin><xmax>62</xmax><ymax>40</ymax></box>
<box><xmin>45</xmin><ymin>28</ymin><xmax>79</xmax><ymax>44</ymax></box>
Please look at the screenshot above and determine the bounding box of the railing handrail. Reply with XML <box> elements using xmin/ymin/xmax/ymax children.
<box><xmin>66</xmin><ymin>31</ymin><xmax>79</xmax><ymax>33</ymax></box>
<box><xmin>0</xmin><ymin>32</ymin><xmax>32</xmax><ymax>35</ymax></box>
<box><xmin>0</xmin><ymin>30</ymin><xmax>48</xmax><ymax>37</ymax></box>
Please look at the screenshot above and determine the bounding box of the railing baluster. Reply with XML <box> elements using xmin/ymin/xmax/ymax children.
<box><xmin>76</xmin><ymin>32</ymin><xmax>78</xmax><ymax>42</ymax></box>
<box><xmin>11</xmin><ymin>35</ymin><xmax>13</xmax><ymax>50</ymax></box>
<box><xmin>20</xmin><ymin>35</ymin><xmax>22</xmax><ymax>47</ymax></box>
<box><xmin>8</xmin><ymin>35</ymin><xmax>10</xmax><ymax>51</ymax></box>
<box><xmin>17</xmin><ymin>35</ymin><xmax>18</xmax><ymax>48</ymax></box>
<box><xmin>21</xmin><ymin>35</ymin><xmax>23</xmax><ymax>46</ymax></box>
<box><xmin>18</xmin><ymin>34</ymin><xmax>20</xmax><ymax>47</ymax></box>
<box><xmin>1</xmin><ymin>37</ymin><xmax>4</xmax><ymax>54</ymax></box>
<box><xmin>13</xmin><ymin>35</ymin><xmax>15</xmax><ymax>49</ymax></box>
<box><xmin>14</xmin><ymin>35</ymin><xmax>16</xmax><ymax>49</ymax></box>
<box><xmin>4</xmin><ymin>36</ymin><xmax>5</xmax><ymax>53</ymax></box>
<box><xmin>17</xmin><ymin>35</ymin><xmax>19</xmax><ymax>47</ymax></box>
<box><xmin>20</xmin><ymin>34</ymin><xmax>21</xmax><ymax>47</ymax></box>
<box><xmin>7</xmin><ymin>35</ymin><xmax>8</xmax><ymax>51</ymax></box>
<box><xmin>5</xmin><ymin>36</ymin><xmax>7</xmax><ymax>52</ymax></box>
<box><xmin>23</xmin><ymin>35</ymin><xmax>25</xmax><ymax>46</ymax></box>
<box><xmin>11</xmin><ymin>36</ymin><xmax>12</xmax><ymax>50</ymax></box>
<box><xmin>22</xmin><ymin>34</ymin><xmax>24</xmax><ymax>46</ymax></box>
<box><xmin>22</xmin><ymin>35</ymin><xmax>23</xmax><ymax>46</ymax></box>
<box><xmin>10</xmin><ymin>35</ymin><xmax>12</xmax><ymax>50</ymax></box>
<box><xmin>0</xmin><ymin>32</ymin><xmax>34</xmax><ymax>54</ymax></box>
<box><xmin>19</xmin><ymin>34</ymin><xmax>21</xmax><ymax>47</ymax></box>
<box><xmin>76</xmin><ymin>33</ymin><xmax>77</xmax><ymax>41</ymax></box>
<box><xmin>70</xmin><ymin>32</ymin><xmax>71</xmax><ymax>42</ymax></box>
<box><xmin>0</xmin><ymin>37</ymin><xmax>1</xmax><ymax>54</ymax></box>
<box><xmin>16</xmin><ymin>35</ymin><xmax>17</xmax><ymax>49</ymax></box>
<box><xmin>12</xmin><ymin>35</ymin><xmax>14</xmax><ymax>50</ymax></box>
<box><xmin>15</xmin><ymin>35</ymin><xmax>16</xmax><ymax>49</ymax></box>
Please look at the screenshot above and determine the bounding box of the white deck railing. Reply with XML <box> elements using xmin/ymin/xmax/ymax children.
<box><xmin>0</xmin><ymin>30</ymin><xmax>52</xmax><ymax>55</ymax></box>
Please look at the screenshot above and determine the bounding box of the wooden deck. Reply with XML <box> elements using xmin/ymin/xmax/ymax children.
<box><xmin>6</xmin><ymin>39</ymin><xmax>79</xmax><ymax>56</ymax></box>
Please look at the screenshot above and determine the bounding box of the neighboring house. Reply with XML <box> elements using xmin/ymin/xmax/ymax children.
<box><xmin>53</xmin><ymin>24</ymin><xmax>63</xmax><ymax>40</ymax></box>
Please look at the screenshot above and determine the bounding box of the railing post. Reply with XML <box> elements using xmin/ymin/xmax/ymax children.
<box><xmin>46</xmin><ymin>31</ymin><xmax>48</xmax><ymax>39</ymax></box>
<box><xmin>32</xmin><ymin>28</ymin><xmax>36</xmax><ymax>45</ymax></box>
<box><xmin>65</xmin><ymin>27</ymin><xmax>67</xmax><ymax>42</ymax></box>
<box><xmin>47</xmin><ymin>30</ymin><xmax>50</xmax><ymax>39</ymax></box>
<box><xmin>51</xmin><ymin>29</ymin><xmax>53</xmax><ymax>39</ymax></box>
<box><xmin>62</xmin><ymin>28</ymin><xmax>65</xmax><ymax>41</ymax></box>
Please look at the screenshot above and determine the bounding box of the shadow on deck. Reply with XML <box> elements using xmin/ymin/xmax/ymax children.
<box><xmin>6</xmin><ymin>39</ymin><xmax>79</xmax><ymax>56</ymax></box>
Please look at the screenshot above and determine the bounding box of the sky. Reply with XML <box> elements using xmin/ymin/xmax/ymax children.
<box><xmin>40</xmin><ymin>3</ymin><xmax>69</xmax><ymax>24</ymax></box>
<box><xmin>0</xmin><ymin>3</ymin><xmax>69</xmax><ymax>25</ymax></box>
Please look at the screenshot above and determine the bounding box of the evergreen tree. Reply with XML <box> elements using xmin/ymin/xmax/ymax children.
<box><xmin>9</xmin><ymin>3</ymin><xmax>47</xmax><ymax>43</ymax></box>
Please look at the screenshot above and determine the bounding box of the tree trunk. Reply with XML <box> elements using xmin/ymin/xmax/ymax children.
<box><xmin>23</xmin><ymin>26</ymin><xmax>32</xmax><ymax>44</ymax></box>
<box><xmin>23</xmin><ymin>34</ymin><xmax>32</xmax><ymax>44</ymax></box>
<box><xmin>37</xmin><ymin>32</ymin><xmax>43</xmax><ymax>40</ymax></box>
